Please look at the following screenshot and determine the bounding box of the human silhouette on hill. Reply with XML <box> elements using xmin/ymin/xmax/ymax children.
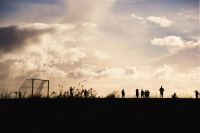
<box><xmin>195</xmin><ymin>90</ymin><xmax>199</xmax><ymax>99</ymax></box>
<box><xmin>136</xmin><ymin>89</ymin><xmax>139</xmax><ymax>98</ymax></box>
<box><xmin>159</xmin><ymin>86</ymin><xmax>164</xmax><ymax>98</ymax></box>
<box><xmin>172</xmin><ymin>93</ymin><xmax>177</xmax><ymax>98</ymax></box>
<box><xmin>70</xmin><ymin>86</ymin><xmax>74</xmax><ymax>97</ymax></box>
<box><xmin>147</xmin><ymin>90</ymin><xmax>150</xmax><ymax>98</ymax></box>
<box><xmin>145</xmin><ymin>90</ymin><xmax>150</xmax><ymax>98</ymax></box>
<box><xmin>141</xmin><ymin>89</ymin><xmax>144</xmax><ymax>98</ymax></box>
<box><xmin>121</xmin><ymin>89</ymin><xmax>125</xmax><ymax>98</ymax></box>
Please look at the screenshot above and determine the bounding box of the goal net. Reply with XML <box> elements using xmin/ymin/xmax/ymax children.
<box><xmin>19</xmin><ymin>78</ymin><xmax>49</xmax><ymax>98</ymax></box>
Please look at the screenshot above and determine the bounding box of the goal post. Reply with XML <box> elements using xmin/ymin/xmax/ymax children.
<box><xmin>19</xmin><ymin>78</ymin><xmax>49</xmax><ymax>98</ymax></box>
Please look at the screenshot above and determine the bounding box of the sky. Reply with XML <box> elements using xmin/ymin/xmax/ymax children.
<box><xmin>0</xmin><ymin>0</ymin><xmax>199</xmax><ymax>98</ymax></box>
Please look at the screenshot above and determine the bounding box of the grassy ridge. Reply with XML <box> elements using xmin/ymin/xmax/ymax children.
<box><xmin>1</xmin><ymin>98</ymin><xmax>200</xmax><ymax>119</ymax></box>
<box><xmin>0</xmin><ymin>98</ymin><xmax>199</xmax><ymax>132</ymax></box>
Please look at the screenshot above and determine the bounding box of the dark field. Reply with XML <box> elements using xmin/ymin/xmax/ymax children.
<box><xmin>0</xmin><ymin>98</ymin><xmax>199</xmax><ymax>132</ymax></box>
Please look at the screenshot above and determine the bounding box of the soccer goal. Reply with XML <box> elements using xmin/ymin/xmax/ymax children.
<box><xmin>19</xmin><ymin>78</ymin><xmax>49</xmax><ymax>98</ymax></box>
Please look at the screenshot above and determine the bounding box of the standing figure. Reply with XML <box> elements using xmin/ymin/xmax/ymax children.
<box><xmin>195</xmin><ymin>90</ymin><xmax>199</xmax><ymax>99</ymax></box>
<box><xmin>136</xmin><ymin>89</ymin><xmax>139</xmax><ymax>98</ymax></box>
<box><xmin>69</xmin><ymin>86</ymin><xmax>74</xmax><ymax>97</ymax></box>
<box><xmin>121</xmin><ymin>89</ymin><xmax>125</xmax><ymax>98</ymax></box>
<box><xmin>144</xmin><ymin>90</ymin><xmax>148</xmax><ymax>98</ymax></box>
<box><xmin>147</xmin><ymin>90</ymin><xmax>150</xmax><ymax>98</ymax></box>
<box><xmin>141</xmin><ymin>89</ymin><xmax>144</xmax><ymax>98</ymax></box>
<box><xmin>159</xmin><ymin>86</ymin><xmax>165</xmax><ymax>98</ymax></box>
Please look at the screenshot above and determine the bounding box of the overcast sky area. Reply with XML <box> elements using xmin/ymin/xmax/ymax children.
<box><xmin>0</xmin><ymin>0</ymin><xmax>199</xmax><ymax>97</ymax></box>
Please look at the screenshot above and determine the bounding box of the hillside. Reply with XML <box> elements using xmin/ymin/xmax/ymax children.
<box><xmin>0</xmin><ymin>98</ymin><xmax>199</xmax><ymax>132</ymax></box>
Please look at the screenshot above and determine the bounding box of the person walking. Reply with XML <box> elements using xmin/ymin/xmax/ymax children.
<box><xmin>141</xmin><ymin>89</ymin><xmax>144</xmax><ymax>98</ymax></box>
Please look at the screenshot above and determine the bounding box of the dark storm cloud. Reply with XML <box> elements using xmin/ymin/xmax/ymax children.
<box><xmin>0</xmin><ymin>25</ymin><xmax>51</xmax><ymax>53</ymax></box>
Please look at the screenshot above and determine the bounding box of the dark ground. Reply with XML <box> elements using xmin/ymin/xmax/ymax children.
<box><xmin>0</xmin><ymin>98</ymin><xmax>199</xmax><ymax>132</ymax></box>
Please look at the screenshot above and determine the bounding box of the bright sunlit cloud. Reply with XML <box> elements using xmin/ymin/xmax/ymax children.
<box><xmin>151</xmin><ymin>36</ymin><xmax>184</xmax><ymax>47</ymax></box>
<box><xmin>147</xmin><ymin>16</ymin><xmax>174</xmax><ymax>27</ymax></box>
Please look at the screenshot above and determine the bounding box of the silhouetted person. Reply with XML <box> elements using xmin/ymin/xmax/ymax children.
<box><xmin>147</xmin><ymin>90</ymin><xmax>150</xmax><ymax>98</ymax></box>
<box><xmin>121</xmin><ymin>89</ymin><xmax>125</xmax><ymax>98</ymax></box>
<box><xmin>141</xmin><ymin>89</ymin><xmax>144</xmax><ymax>98</ymax></box>
<box><xmin>70</xmin><ymin>86</ymin><xmax>74</xmax><ymax>97</ymax></box>
<box><xmin>172</xmin><ymin>93</ymin><xmax>177</xmax><ymax>98</ymax></box>
<box><xmin>136</xmin><ymin>89</ymin><xmax>139</xmax><ymax>98</ymax></box>
<box><xmin>195</xmin><ymin>90</ymin><xmax>199</xmax><ymax>99</ymax></box>
<box><xmin>144</xmin><ymin>90</ymin><xmax>148</xmax><ymax>98</ymax></box>
<box><xmin>145</xmin><ymin>90</ymin><xmax>150</xmax><ymax>98</ymax></box>
<box><xmin>159</xmin><ymin>86</ymin><xmax>164</xmax><ymax>98</ymax></box>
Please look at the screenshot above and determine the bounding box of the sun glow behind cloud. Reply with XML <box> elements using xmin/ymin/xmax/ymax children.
<box><xmin>0</xmin><ymin>0</ymin><xmax>199</xmax><ymax>98</ymax></box>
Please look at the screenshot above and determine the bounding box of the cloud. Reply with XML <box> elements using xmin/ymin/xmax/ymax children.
<box><xmin>147</xmin><ymin>16</ymin><xmax>174</xmax><ymax>27</ymax></box>
<box><xmin>0</xmin><ymin>0</ymin><xmax>126</xmax><ymax>89</ymax></box>
<box><xmin>185</xmin><ymin>14</ymin><xmax>198</xmax><ymax>20</ymax></box>
<box><xmin>63</xmin><ymin>0</ymin><xmax>117</xmax><ymax>23</ymax></box>
<box><xmin>0</xmin><ymin>20</ymin><xmax>115</xmax><ymax>91</ymax></box>
<box><xmin>130</xmin><ymin>14</ymin><xmax>146</xmax><ymax>24</ymax></box>
<box><xmin>153</xmin><ymin>64</ymin><xmax>175</xmax><ymax>81</ymax></box>
<box><xmin>151</xmin><ymin>36</ymin><xmax>185</xmax><ymax>47</ymax></box>
<box><xmin>18</xmin><ymin>23</ymin><xmax>75</xmax><ymax>30</ymax></box>
<box><xmin>103</xmin><ymin>67</ymin><xmax>137</xmax><ymax>79</ymax></box>
<box><xmin>152</xmin><ymin>39</ymin><xmax>200</xmax><ymax>70</ymax></box>
<box><xmin>8</xmin><ymin>60</ymin><xmax>67</xmax><ymax>79</ymax></box>
<box><xmin>177</xmin><ymin>8</ymin><xmax>199</xmax><ymax>20</ymax></box>
<box><xmin>0</xmin><ymin>0</ymin><xmax>120</xmax><ymax>27</ymax></box>
<box><xmin>0</xmin><ymin>22</ymin><xmax>88</xmax><ymax>84</ymax></box>
<box><xmin>67</xmin><ymin>65</ymin><xmax>137</xmax><ymax>80</ymax></box>
<box><xmin>48</xmin><ymin>47</ymin><xmax>88</xmax><ymax>65</ymax></box>
<box><xmin>0</xmin><ymin>25</ymin><xmax>53</xmax><ymax>53</ymax></box>
<box><xmin>95</xmin><ymin>51</ymin><xmax>111</xmax><ymax>60</ymax></box>
<box><xmin>130</xmin><ymin>14</ymin><xmax>174</xmax><ymax>28</ymax></box>
<box><xmin>177</xmin><ymin>13</ymin><xmax>183</xmax><ymax>16</ymax></box>
<box><xmin>82</xmin><ymin>22</ymin><xmax>98</xmax><ymax>28</ymax></box>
